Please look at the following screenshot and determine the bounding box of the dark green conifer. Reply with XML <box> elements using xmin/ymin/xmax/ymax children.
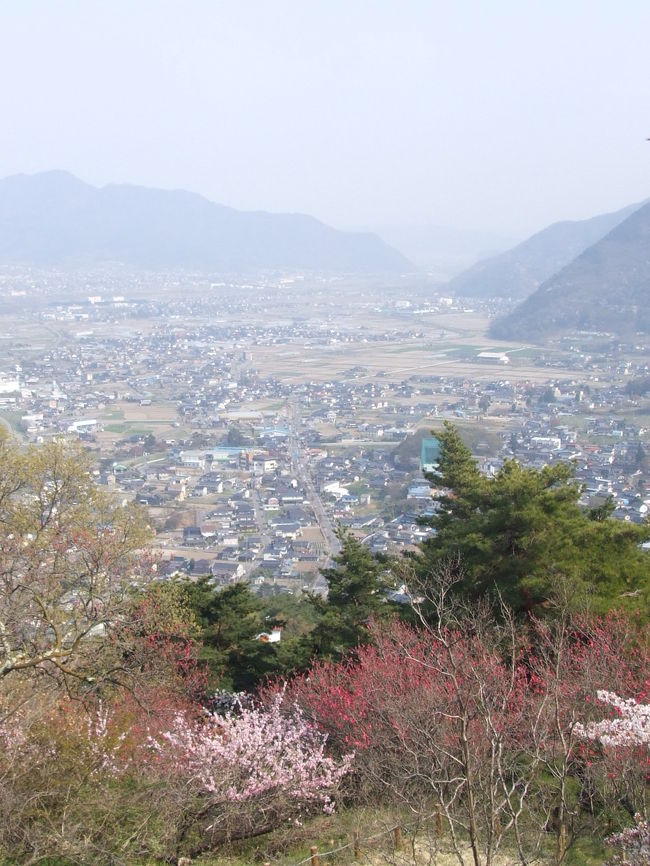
<box><xmin>308</xmin><ymin>529</ymin><xmax>393</xmax><ymax>659</ymax></box>
<box><xmin>419</xmin><ymin>423</ymin><xmax>650</xmax><ymax>613</ymax></box>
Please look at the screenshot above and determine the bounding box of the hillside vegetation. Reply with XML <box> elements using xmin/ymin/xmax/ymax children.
<box><xmin>491</xmin><ymin>201</ymin><xmax>650</xmax><ymax>340</ymax></box>
<box><xmin>446</xmin><ymin>201</ymin><xmax>642</xmax><ymax>300</ymax></box>
<box><xmin>0</xmin><ymin>429</ymin><xmax>648</xmax><ymax>865</ymax></box>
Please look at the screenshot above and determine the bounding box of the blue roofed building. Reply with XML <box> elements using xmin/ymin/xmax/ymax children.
<box><xmin>421</xmin><ymin>436</ymin><xmax>441</xmax><ymax>474</ymax></box>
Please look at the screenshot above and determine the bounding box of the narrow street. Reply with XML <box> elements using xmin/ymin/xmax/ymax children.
<box><xmin>287</xmin><ymin>396</ymin><xmax>341</xmax><ymax>561</ymax></box>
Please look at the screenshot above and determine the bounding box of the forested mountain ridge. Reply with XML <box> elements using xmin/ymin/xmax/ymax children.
<box><xmin>446</xmin><ymin>199</ymin><xmax>644</xmax><ymax>299</ymax></box>
<box><xmin>0</xmin><ymin>170</ymin><xmax>411</xmax><ymax>273</ymax></box>
<box><xmin>491</xmin><ymin>199</ymin><xmax>650</xmax><ymax>339</ymax></box>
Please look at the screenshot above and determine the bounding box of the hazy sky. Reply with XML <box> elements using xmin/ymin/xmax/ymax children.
<box><xmin>2</xmin><ymin>1</ymin><xmax>649</xmax><ymax>236</ymax></box>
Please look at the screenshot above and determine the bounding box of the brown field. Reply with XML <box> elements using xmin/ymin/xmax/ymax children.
<box><xmin>252</xmin><ymin>339</ymin><xmax>576</xmax><ymax>385</ymax></box>
<box><xmin>300</xmin><ymin>526</ymin><xmax>327</xmax><ymax>544</ymax></box>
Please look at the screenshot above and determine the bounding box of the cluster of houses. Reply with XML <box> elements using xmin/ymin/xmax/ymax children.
<box><xmin>0</xmin><ymin>272</ymin><xmax>647</xmax><ymax>597</ymax></box>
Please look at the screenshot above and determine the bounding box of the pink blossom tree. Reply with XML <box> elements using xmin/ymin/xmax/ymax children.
<box><xmin>0</xmin><ymin>692</ymin><xmax>353</xmax><ymax>861</ymax></box>
<box><xmin>146</xmin><ymin>692</ymin><xmax>354</xmax><ymax>851</ymax></box>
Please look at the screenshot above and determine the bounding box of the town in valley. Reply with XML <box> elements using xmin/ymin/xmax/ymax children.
<box><xmin>1</xmin><ymin>266</ymin><xmax>647</xmax><ymax>598</ymax></box>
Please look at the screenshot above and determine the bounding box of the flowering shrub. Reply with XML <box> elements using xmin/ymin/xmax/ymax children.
<box><xmin>606</xmin><ymin>815</ymin><xmax>650</xmax><ymax>866</ymax></box>
<box><xmin>576</xmin><ymin>691</ymin><xmax>650</xmax><ymax>866</ymax></box>
<box><xmin>0</xmin><ymin>692</ymin><xmax>352</xmax><ymax>859</ymax></box>
<box><xmin>0</xmin><ymin>605</ymin><xmax>645</xmax><ymax>864</ymax></box>
<box><xmin>575</xmin><ymin>690</ymin><xmax>650</xmax><ymax>747</ymax></box>
<box><xmin>149</xmin><ymin>693</ymin><xmax>352</xmax><ymax>808</ymax></box>
<box><xmin>145</xmin><ymin>692</ymin><xmax>353</xmax><ymax>845</ymax></box>
<box><xmin>269</xmin><ymin>614</ymin><xmax>648</xmax><ymax>865</ymax></box>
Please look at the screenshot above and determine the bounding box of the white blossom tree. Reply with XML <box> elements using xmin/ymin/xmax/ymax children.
<box><xmin>576</xmin><ymin>691</ymin><xmax>650</xmax><ymax>866</ymax></box>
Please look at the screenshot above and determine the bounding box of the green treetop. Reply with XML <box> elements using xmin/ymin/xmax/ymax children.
<box><xmin>307</xmin><ymin>528</ymin><xmax>395</xmax><ymax>660</ymax></box>
<box><xmin>179</xmin><ymin>578</ymin><xmax>314</xmax><ymax>691</ymax></box>
<box><xmin>420</xmin><ymin>422</ymin><xmax>650</xmax><ymax>613</ymax></box>
<box><xmin>179</xmin><ymin>579</ymin><xmax>269</xmax><ymax>691</ymax></box>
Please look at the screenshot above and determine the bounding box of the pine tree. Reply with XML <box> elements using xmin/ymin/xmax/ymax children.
<box><xmin>307</xmin><ymin>529</ymin><xmax>393</xmax><ymax>659</ymax></box>
<box><xmin>180</xmin><ymin>579</ymin><xmax>270</xmax><ymax>691</ymax></box>
<box><xmin>424</xmin><ymin>421</ymin><xmax>485</xmax><ymax>527</ymax></box>
<box><xmin>419</xmin><ymin>424</ymin><xmax>650</xmax><ymax>613</ymax></box>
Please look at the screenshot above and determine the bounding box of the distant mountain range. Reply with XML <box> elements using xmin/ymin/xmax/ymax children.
<box><xmin>446</xmin><ymin>201</ymin><xmax>644</xmax><ymax>299</ymax></box>
<box><xmin>491</xmin><ymin>200</ymin><xmax>650</xmax><ymax>340</ymax></box>
<box><xmin>0</xmin><ymin>171</ymin><xmax>411</xmax><ymax>274</ymax></box>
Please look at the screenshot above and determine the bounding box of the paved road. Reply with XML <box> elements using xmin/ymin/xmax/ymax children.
<box><xmin>287</xmin><ymin>397</ymin><xmax>341</xmax><ymax>561</ymax></box>
<box><xmin>250</xmin><ymin>485</ymin><xmax>273</xmax><ymax>567</ymax></box>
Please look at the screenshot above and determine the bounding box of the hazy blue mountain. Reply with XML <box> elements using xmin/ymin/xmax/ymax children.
<box><xmin>445</xmin><ymin>201</ymin><xmax>644</xmax><ymax>299</ymax></box>
<box><xmin>0</xmin><ymin>171</ymin><xmax>411</xmax><ymax>273</ymax></box>
<box><xmin>490</xmin><ymin>200</ymin><xmax>650</xmax><ymax>340</ymax></box>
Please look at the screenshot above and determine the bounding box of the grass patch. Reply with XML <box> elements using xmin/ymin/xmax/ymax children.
<box><xmin>389</xmin><ymin>345</ymin><xmax>428</xmax><ymax>354</ymax></box>
<box><xmin>0</xmin><ymin>409</ymin><xmax>24</xmax><ymax>435</ymax></box>
<box><xmin>105</xmin><ymin>423</ymin><xmax>157</xmax><ymax>436</ymax></box>
<box><xmin>564</xmin><ymin>835</ymin><xmax>607</xmax><ymax>866</ymax></box>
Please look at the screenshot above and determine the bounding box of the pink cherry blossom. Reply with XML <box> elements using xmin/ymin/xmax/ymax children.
<box><xmin>576</xmin><ymin>691</ymin><xmax>649</xmax><ymax>866</ymax></box>
<box><xmin>147</xmin><ymin>692</ymin><xmax>353</xmax><ymax>815</ymax></box>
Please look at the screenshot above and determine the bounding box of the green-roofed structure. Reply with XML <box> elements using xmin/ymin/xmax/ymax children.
<box><xmin>421</xmin><ymin>436</ymin><xmax>441</xmax><ymax>474</ymax></box>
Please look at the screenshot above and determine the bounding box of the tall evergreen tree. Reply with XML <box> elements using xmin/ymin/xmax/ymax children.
<box><xmin>179</xmin><ymin>579</ymin><xmax>270</xmax><ymax>691</ymax></box>
<box><xmin>307</xmin><ymin>529</ymin><xmax>394</xmax><ymax>659</ymax></box>
<box><xmin>424</xmin><ymin>421</ymin><xmax>486</xmax><ymax>526</ymax></box>
<box><xmin>420</xmin><ymin>423</ymin><xmax>650</xmax><ymax>613</ymax></box>
<box><xmin>179</xmin><ymin>578</ymin><xmax>314</xmax><ymax>691</ymax></box>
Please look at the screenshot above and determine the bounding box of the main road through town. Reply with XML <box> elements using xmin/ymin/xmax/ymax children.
<box><xmin>287</xmin><ymin>396</ymin><xmax>341</xmax><ymax>562</ymax></box>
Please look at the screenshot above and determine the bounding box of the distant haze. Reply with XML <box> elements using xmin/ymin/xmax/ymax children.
<box><xmin>1</xmin><ymin>1</ymin><xmax>649</xmax><ymax>238</ymax></box>
<box><xmin>371</xmin><ymin>224</ymin><xmax>518</xmax><ymax>279</ymax></box>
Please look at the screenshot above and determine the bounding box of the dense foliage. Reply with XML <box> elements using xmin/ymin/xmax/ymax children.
<box><xmin>179</xmin><ymin>577</ymin><xmax>316</xmax><ymax>690</ymax></box>
<box><xmin>0</xmin><ymin>432</ymin><xmax>648</xmax><ymax>864</ymax></box>
<box><xmin>419</xmin><ymin>421</ymin><xmax>650</xmax><ymax>612</ymax></box>
<box><xmin>305</xmin><ymin>528</ymin><xmax>396</xmax><ymax>660</ymax></box>
<box><xmin>273</xmin><ymin>610</ymin><xmax>648</xmax><ymax>865</ymax></box>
